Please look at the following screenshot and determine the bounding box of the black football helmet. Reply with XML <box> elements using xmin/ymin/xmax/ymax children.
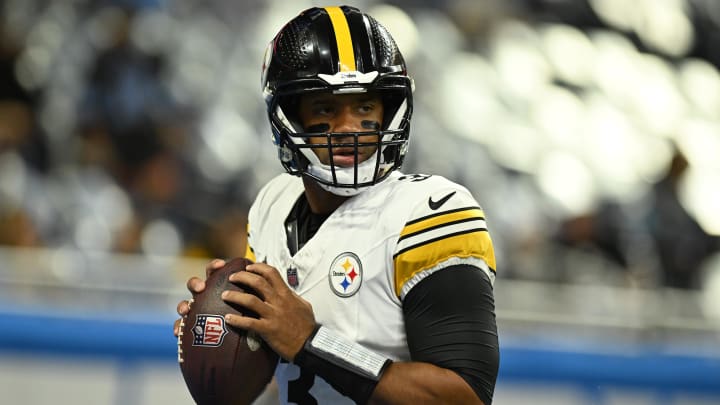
<box><xmin>261</xmin><ymin>5</ymin><xmax>414</xmax><ymax>196</ymax></box>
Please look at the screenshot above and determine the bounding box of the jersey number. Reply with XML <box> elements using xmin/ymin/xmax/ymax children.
<box><xmin>286</xmin><ymin>362</ymin><xmax>317</xmax><ymax>404</ymax></box>
<box><xmin>399</xmin><ymin>173</ymin><xmax>431</xmax><ymax>182</ymax></box>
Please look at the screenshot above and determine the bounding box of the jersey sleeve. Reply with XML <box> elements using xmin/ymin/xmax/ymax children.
<box><xmin>243</xmin><ymin>174</ymin><xmax>280</xmax><ymax>264</ymax></box>
<box><xmin>392</xmin><ymin>185</ymin><xmax>496</xmax><ymax>299</ymax></box>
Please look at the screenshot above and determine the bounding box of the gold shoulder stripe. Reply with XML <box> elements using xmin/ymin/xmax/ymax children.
<box><xmin>395</xmin><ymin>227</ymin><xmax>488</xmax><ymax>258</ymax></box>
<box><xmin>400</xmin><ymin>207</ymin><xmax>484</xmax><ymax>238</ymax></box>
<box><xmin>393</xmin><ymin>229</ymin><xmax>496</xmax><ymax>296</ymax></box>
<box><xmin>324</xmin><ymin>6</ymin><xmax>356</xmax><ymax>71</ymax></box>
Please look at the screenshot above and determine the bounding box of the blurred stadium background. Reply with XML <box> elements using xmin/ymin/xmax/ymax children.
<box><xmin>1</xmin><ymin>0</ymin><xmax>719</xmax><ymax>403</ymax></box>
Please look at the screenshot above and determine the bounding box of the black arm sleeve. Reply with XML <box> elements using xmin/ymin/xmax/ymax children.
<box><xmin>402</xmin><ymin>264</ymin><xmax>499</xmax><ymax>405</ymax></box>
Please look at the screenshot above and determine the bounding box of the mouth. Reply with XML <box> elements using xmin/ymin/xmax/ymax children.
<box><xmin>330</xmin><ymin>148</ymin><xmax>359</xmax><ymax>167</ymax></box>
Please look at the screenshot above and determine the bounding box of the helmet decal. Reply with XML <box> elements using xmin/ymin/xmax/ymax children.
<box><xmin>324</xmin><ymin>6</ymin><xmax>356</xmax><ymax>72</ymax></box>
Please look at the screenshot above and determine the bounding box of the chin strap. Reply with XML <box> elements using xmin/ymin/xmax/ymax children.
<box><xmin>305</xmin><ymin>156</ymin><xmax>380</xmax><ymax>196</ymax></box>
<box><xmin>315</xmin><ymin>181</ymin><xmax>370</xmax><ymax>196</ymax></box>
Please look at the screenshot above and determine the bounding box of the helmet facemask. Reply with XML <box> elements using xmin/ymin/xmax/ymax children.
<box><xmin>270</xmin><ymin>76</ymin><xmax>412</xmax><ymax>196</ymax></box>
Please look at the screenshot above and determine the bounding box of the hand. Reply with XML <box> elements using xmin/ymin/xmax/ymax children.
<box><xmin>222</xmin><ymin>262</ymin><xmax>317</xmax><ymax>361</ymax></box>
<box><xmin>173</xmin><ymin>259</ymin><xmax>227</xmax><ymax>336</ymax></box>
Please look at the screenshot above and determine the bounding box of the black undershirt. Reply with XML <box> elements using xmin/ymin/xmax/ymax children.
<box><xmin>285</xmin><ymin>193</ymin><xmax>330</xmax><ymax>255</ymax></box>
<box><xmin>284</xmin><ymin>194</ymin><xmax>499</xmax><ymax>404</ymax></box>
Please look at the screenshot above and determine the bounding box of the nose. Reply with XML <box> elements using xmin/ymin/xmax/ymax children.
<box><xmin>331</xmin><ymin>107</ymin><xmax>361</xmax><ymax>133</ymax></box>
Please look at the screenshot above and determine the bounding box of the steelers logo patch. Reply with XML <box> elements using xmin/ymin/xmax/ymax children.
<box><xmin>328</xmin><ymin>252</ymin><xmax>363</xmax><ymax>297</ymax></box>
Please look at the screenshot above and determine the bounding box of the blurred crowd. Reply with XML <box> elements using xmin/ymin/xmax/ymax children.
<box><xmin>0</xmin><ymin>0</ymin><xmax>259</xmax><ymax>261</ymax></box>
<box><xmin>1</xmin><ymin>0</ymin><xmax>718</xmax><ymax>291</ymax></box>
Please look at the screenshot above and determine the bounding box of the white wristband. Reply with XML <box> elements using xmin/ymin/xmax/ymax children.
<box><xmin>308</xmin><ymin>326</ymin><xmax>389</xmax><ymax>380</ymax></box>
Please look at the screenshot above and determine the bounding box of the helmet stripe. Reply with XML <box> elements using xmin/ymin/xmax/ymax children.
<box><xmin>324</xmin><ymin>6</ymin><xmax>356</xmax><ymax>71</ymax></box>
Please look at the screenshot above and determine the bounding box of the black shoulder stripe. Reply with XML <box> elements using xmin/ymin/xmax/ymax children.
<box><xmin>398</xmin><ymin>216</ymin><xmax>485</xmax><ymax>243</ymax></box>
<box><xmin>404</xmin><ymin>206</ymin><xmax>483</xmax><ymax>226</ymax></box>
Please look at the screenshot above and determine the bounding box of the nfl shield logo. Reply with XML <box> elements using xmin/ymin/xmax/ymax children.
<box><xmin>287</xmin><ymin>267</ymin><xmax>299</xmax><ymax>288</ymax></box>
<box><xmin>191</xmin><ymin>314</ymin><xmax>228</xmax><ymax>347</ymax></box>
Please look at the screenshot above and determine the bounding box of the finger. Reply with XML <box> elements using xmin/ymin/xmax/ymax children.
<box><xmin>206</xmin><ymin>258</ymin><xmax>226</xmax><ymax>279</ymax></box>
<box><xmin>186</xmin><ymin>277</ymin><xmax>205</xmax><ymax>294</ymax></box>
<box><xmin>245</xmin><ymin>263</ymin><xmax>286</xmax><ymax>290</ymax></box>
<box><xmin>224</xmin><ymin>312</ymin><xmax>262</xmax><ymax>332</ymax></box>
<box><xmin>228</xmin><ymin>270</ymin><xmax>274</xmax><ymax>301</ymax></box>
<box><xmin>221</xmin><ymin>290</ymin><xmax>271</xmax><ymax>318</ymax></box>
<box><xmin>176</xmin><ymin>299</ymin><xmax>193</xmax><ymax>316</ymax></box>
<box><xmin>173</xmin><ymin>318</ymin><xmax>181</xmax><ymax>337</ymax></box>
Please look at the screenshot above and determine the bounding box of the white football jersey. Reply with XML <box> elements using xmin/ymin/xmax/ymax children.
<box><xmin>245</xmin><ymin>171</ymin><xmax>496</xmax><ymax>404</ymax></box>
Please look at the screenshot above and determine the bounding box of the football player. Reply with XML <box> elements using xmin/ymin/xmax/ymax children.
<box><xmin>175</xmin><ymin>5</ymin><xmax>499</xmax><ymax>404</ymax></box>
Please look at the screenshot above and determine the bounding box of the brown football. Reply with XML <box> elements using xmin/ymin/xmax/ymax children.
<box><xmin>178</xmin><ymin>257</ymin><xmax>278</xmax><ymax>405</ymax></box>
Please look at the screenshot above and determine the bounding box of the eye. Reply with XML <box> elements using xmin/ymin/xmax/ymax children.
<box><xmin>358</xmin><ymin>102</ymin><xmax>375</xmax><ymax>114</ymax></box>
<box><xmin>312</xmin><ymin>104</ymin><xmax>335</xmax><ymax>116</ymax></box>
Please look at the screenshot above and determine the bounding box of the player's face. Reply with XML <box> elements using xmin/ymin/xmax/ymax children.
<box><xmin>298</xmin><ymin>92</ymin><xmax>384</xmax><ymax>167</ymax></box>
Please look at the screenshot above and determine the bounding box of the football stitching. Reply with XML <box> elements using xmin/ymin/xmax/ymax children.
<box><xmin>177</xmin><ymin>298</ymin><xmax>193</xmax><ymax>363</ymax></box>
